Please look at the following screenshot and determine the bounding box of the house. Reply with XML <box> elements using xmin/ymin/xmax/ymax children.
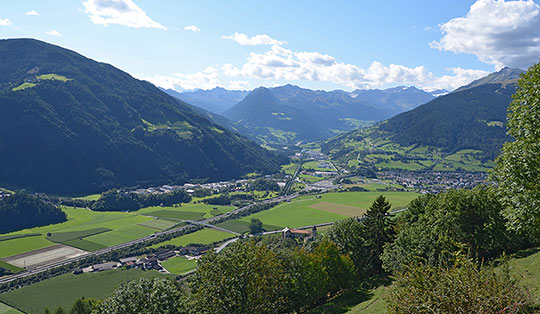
<box><xmin>282</xmin><ymin>226</ymin><xmax>317</xmax><ymax>242</ymax></box>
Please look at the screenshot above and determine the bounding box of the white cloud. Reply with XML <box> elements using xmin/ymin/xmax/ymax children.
<box><xmin>146</xmin><ymin>66</ymin><xmax>222</xmax><ymax>91</ymax></box>
<box><xmin>222</xmin><ymin>44</ymin><xmax>488</xmax><ymax>91</ymax></box>
<box><xmin>222</xmin><ymin>32</ymin><xmax>285</xmax><ymax>46</ymax></box>
<box><xmin>184</xmin><ymin>25</ymin><xmax>200</xmax><ymax>32</ymax></box>
<box><xmin>0</xmin><ymin>18</ymin><xmax>12</xmax><ymax>26</ymax></box>
<box><xmin>46</xmin><ymin>29</ymin><xmax>61</xmax><ymax>37</ymax></box>
<box><xmin>431</xmin><ymin>0</ymin><xmax>540</xmax><ymax>69</ymax></box>
<box><xmin>228</xmin><ymin>80</ymin><xmax>250</xmax><ymax>90</ymax></box>
<box><xmin>25</xmin><ymin>10</ymin><xmax>39</xmax><ymax>16</ymax></box>
<box><xmin>83</xmin><ymin>0</ymin><xmax>166</xmax><ymax>30</ymax></box>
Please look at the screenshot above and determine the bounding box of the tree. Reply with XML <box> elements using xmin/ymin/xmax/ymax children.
<box><xmin>69</xmin><ymin>298</ymin><xmax>99</xmax><ymax>314</ymax></box>
<box><xmin>386</xmin><ymin>255</ymin><xmax>532</xmax><ymax>313</ymax></box>
<box><xmin>381</xmin><ymin>188</ymin><xmax>518</xmax><ymax>273</ymax></box>
<box><xmin>97</xmin><ymin>278</ymin><xmax>187</xmax><ymax>314</ymax></box>
<box><xmin>249</xmin><ymin>218</ymin><xmax>263</xmax><ymax>234</ymax></box>
<box><xmin>492</xmin><ymin>61</ymin><xmax>540</xmax><ymax>236</ymax></box>
<box><xmin>326</xmin><ymin>218</ymin><xmax>369</xmax><ymax>275</ymax></box>
<box><xmin>190</xmin><ymin>240</ymin><xmax>288</xmax><ymax>314</ymax></box>
<box><xmin>363</xmin><ymin>195</ymin><xmax>395</xmax><ymax>273</ymax></box>
<box><xmin>53</xmin><ymin>308</ymin><xmax>66</xmax><ymax>314</ymax></box>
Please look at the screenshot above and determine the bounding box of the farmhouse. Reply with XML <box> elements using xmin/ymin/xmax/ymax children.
<box><xmin>282</xmin><ymin>226</ymin><xmax>317</xmax><ymax>242</ymax></box>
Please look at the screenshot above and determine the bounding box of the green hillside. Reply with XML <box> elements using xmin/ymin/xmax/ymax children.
<box><xmin>0</xmin><ymin>39</ymin><xmax>285</xmax><ymax>194</ymax></box>
<box><xmin>322</xmin><ymin>80</ymin><xmax>516</xmax><ymax>171</ymax></box>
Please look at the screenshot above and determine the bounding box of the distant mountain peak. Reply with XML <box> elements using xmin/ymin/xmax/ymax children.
<box><xmin>454</xmin><ymin>67</ymin><xmax>523</xmax><ymax>93</ymax></box>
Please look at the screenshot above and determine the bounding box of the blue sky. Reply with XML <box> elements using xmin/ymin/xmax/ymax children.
<box><xmin>1</xmin><ymin>0</ymin><xmax>540</xmax><ymax>92</ymax></box>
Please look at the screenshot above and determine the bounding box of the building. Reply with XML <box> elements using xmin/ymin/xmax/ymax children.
<box><xmin>282</xmin><ymin>226</ymin><xmax>317</xmax><ymax>242</ymax></box>
<box><xmin>92</xmin><ymin>262</ymin><xmax>118</xmax><ymax>272</ymax></box>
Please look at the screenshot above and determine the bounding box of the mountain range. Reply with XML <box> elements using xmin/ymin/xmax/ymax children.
<box><xmin>322</xmin><ymin>66</ymin><xmax>523</xmax><ymax>169</ymax></box>
<box><xmin>169</xmin><ymin>84</ymin><xmax>437</xmax><ymax>146</ymax></box>
<box><xmin>0</xmin><ymin>39</ymin><xmax>285</xmax><ymax>194</ymax></box>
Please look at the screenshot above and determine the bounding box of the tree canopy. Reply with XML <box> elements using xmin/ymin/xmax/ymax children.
<box><xmin>493</xmin><ymin>60</ymin><xmax>540</xmax><ymax>236</ymax></box>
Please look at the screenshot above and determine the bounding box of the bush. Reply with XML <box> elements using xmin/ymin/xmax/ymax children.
<box><xmin>386</xmin><ymin>256</ymin><xmax>533</xmax><ymax>314</ymax></box>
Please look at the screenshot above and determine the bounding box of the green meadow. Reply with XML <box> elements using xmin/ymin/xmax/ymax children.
<box><xmin>0</xmin><ymin>269</ymin><xmax>174</xmax><ymax>314</ymax></box>
<box><xmin>160</xmin><ymin>256</ymin><xmax>197</xmax><ymax>275</ymax></box>
<box><xmin>0</xmin><ymin>302</ymin><xmax>22</xmax><ymax>314</ymax></box>
<box><xmin>150</xmin><ymin>228</ymin><xmax>233</xmax><ymax>249</ymax></box>
<box><xmin>238</xmin><ymin>191</ymin><xmax>418</xmax><ymax>229</ymax></box>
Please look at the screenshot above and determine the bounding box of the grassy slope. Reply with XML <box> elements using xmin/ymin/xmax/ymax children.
<box><xmin>0</xmin><ymin>269</ymin><xmax>174</xmax><ymax>313</ymax></box>
<box><xmin>313</xmin><ymin>247</ymin><xmax>540</xmax><ymax>313</ymax></box>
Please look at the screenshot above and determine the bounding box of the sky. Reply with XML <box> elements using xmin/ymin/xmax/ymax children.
<box><xmin>1</xmin><ymin>0</ymin><xmax>540</xmax><ymax>92</ymax></box>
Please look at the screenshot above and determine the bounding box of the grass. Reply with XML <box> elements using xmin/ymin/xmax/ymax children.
<box><xmin>36</xmin><ymin>74</ymin><xmax>71</xmax><ymax>82</ymax></box>
<box><xmin>142</xmin><ymin>210</ymin><xmax>205</xmax><ymax>221</ymax></box>
<box><xmin>508</xmin><ymin>247</ymin><xmax>540</xmax><ymax>303</ymax></box>
<box><xmin>46</xmin><ymin>228</ymin><xmax>111</xmax><ymax>243</ymax></box>
<box><xmin>62</xmin><ymin>239</ymin><xmax>107</xmax><ymax>252</ymax></box>
<box><xmin>0</xmin><ymin>207</ymin><xmax>157</xmax><ymax>257</ymax></box>
<box><xmin>138</xmin><ymin>203</ymin><xmax>234</xmax><ymax>220</ymax></box>
<box><xmin>0</xmin><ymin>302</ymin><xmax>22</xmax><ymax>314</ymax></box>
<box><xmin>160</xmin><ymin>256</ymin><xmax>197</xmax><ymax>275</ymax></box>
<box><xmin>137</xmin><ymin>218</ymin><xmax>178</xmax><ymax>230</ymax></box>
<box><xmin>0</xmin><ymin>236</ymin><xmax>55</xmax><ymax>259</ymax></box>
<box><xmin>239</xmin><ymin>192</ymin><xmax>418</xmax><ymax>229</ymax></box>
<box><xmin>11</xmin><ymin>82</ymin><xmax>36</xmax><ymax>91</ymax></box>
<box><xmin>73</xmin><ymin>194</ymin><xmax>101</xmax><ymax>201</ymax></box>
<box><xmin>0</xmin><ymin>234</ymin><xmax>40</xmax><ymax>242</ymax></box>
<box><xmin>0</xmin><ymin>261</ymin><xmax>23</xmax><ymax>274</ymax></box>
<box><xmin>150</xmin><ymin>228</ymin><xmax>232</xmax><ymax>249</ymax></box>
<box><xmin>0</xmin><ymin>269</ymin><xmax>175</xmax><ymax>313</ymax></box>
<box><xmin>214</xmin><ymin>220</ymin><xmax>283</xmax><ymax>234</ymax></box>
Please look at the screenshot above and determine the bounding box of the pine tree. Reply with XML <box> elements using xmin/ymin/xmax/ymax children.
<box><xmin>363</xmin><ymin>195</ymin><xmax>395</xmax><ymax>273</ymax></box>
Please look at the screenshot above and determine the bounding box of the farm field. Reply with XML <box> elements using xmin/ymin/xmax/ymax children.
<box><xmin>161</xmin><ymin>256</ymin><xmax>197</xmax><ymax>275</ymax></box>
<box><xmin>214</xmin><ymin>220</ymin><xmax>282</xmax><ymax>234</ymax></box>
<box><xmin>1</xmin><ymin>245</ymin><xmax>86</xmax><ymax>269</ymax></box>
<box><xmin>0</xmin><ymin>207</ymin><xmax>156</xmax><ymax>259</ymax></box>
<box><xmin>0</xmin><ymin>269</ymin><xmax>175</xmax><ymax>313</ymax></box>
<box><xmin>0</xmin><ymin>302</ymin><xmax>22</xmax><ymax>314</ymax></box>
<box><xmin>150</xmin><ymin>228</ymin><xmax>233</xmax><ymax>250</ymax></box>
<box><xmin>0</xmin><ymin>262</ymin><xmax>22</xmax><ymax>274</ymax></box>
<box><xmin>239</xmin><ymin>191</ymin><xmax>418</xmax><ymax>229</ymax></box>
<box><xmin>138</xmin><ymin>203</ymin><xmax>235</xmax><ymax>220</ymax></box>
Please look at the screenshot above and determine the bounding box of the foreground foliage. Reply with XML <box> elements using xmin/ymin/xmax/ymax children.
<box><xmin>386</xmin><ymin>256</ymin><xmax>533</xmax><ymax>314</ymax></box>
<box><xmin>493</xmin><ymin>60</ymin><xmax>540</xmax><ymax>236</ymax></box>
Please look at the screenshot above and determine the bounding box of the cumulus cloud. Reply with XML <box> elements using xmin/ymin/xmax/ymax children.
<box><xmin>431</xmin><ymin>0</ymin><xmax>540</xmax><ymax>69</ymax></box>
<box><xmin>25</xmin><ymin>10</ymin><xmax>39</xmax><ymax>16</ymax></box>
<box><xmin>83</xmin><ymin>0</ymin><xmax>166</xmax><ymax>30</ymax></box>
<box><xmin>0</xmin><ymin>18</ymin><xmax>12</xmax><ymax>26</ymax></box>
<box><xmin>46</xmin><ymin>29</ymin><xmax>61</xmax><ymax>36</ymax></box>
<box><xmin>146</xmin><ymin>66</ymin><xmax>222</xmax><ymax>91</ymax></box>
<box><xmin>222</xmin><ymin>32</ymin><xmax>285</xmax><ymax>46</ymax></box>
<box><xmin>221</xmin><ymin>44</ymin><xmax>487</xmax><ymax>91</ymax></box>
<box><xmin>184</xmin><ymin>25</ymin><xmax>200</xmax><ymax>32</ymax></box>
<box><xmin>228</xmin><ymin>80</ymin><xmax>250</xmax><ymax>90</ymax></box>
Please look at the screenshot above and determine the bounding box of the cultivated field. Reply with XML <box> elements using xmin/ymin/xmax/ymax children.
<box><xmin>215</xmin><ymin>220</ymin><xmax>282</xmax><ymax>234</ymax></box>
<box><xmin>0</xmin><ymin>302</ymin><xmax>22</xmax><ymax>314</ymax></box>
<box><xmin>161</xmin><ymin>256</ymin><xmax>197</xmax><ymax>275</ymax></box>
<box><xmin>150</xmin><ymin>228</ymin><xmax>234</xmax><ymax>250</ymax></box>
<box><xmin>238</xmin><ymin>191</ymin><xmax>418</xmax><ymax>229</ymax></box>
<box><xmin>1</xmin><ymin>245</ymin><xmax>86</xmax><ymax>269</ymax></box>
<box><xmin>0</xmin><ymin>269</ymin><xmax>175</xmax><ymax>313</ymax></box>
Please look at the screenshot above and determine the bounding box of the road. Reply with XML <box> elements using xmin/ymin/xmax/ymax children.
<box><xmin>0</xmin><ymin>192</ymin><xmax>300</xmax><ymax>286</ymax></box>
